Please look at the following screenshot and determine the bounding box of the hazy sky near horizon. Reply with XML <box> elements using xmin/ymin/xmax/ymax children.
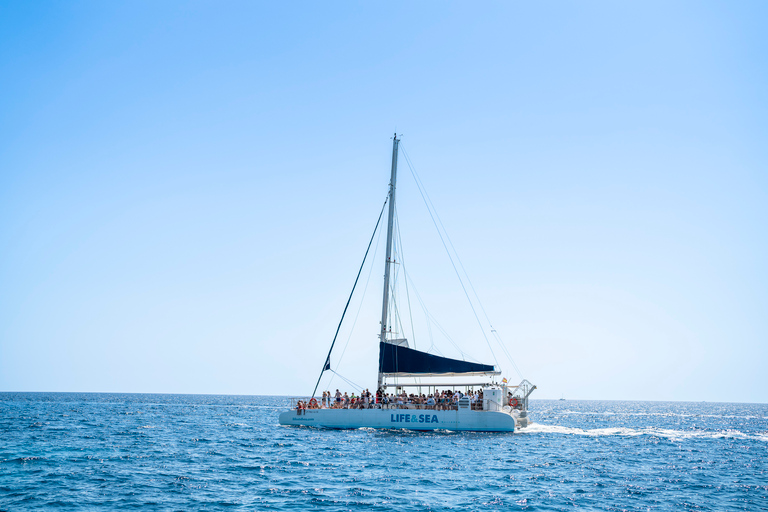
<box><xmin>1</xmin><ymin>1</ymin><xmax>766</xmax><ymax>402</ymax></box>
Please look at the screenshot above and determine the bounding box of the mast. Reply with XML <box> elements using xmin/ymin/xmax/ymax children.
<box><xmin>378</xmin><ymin>133</ymin><xmax>399</xmax><ymax>390</ymax></box>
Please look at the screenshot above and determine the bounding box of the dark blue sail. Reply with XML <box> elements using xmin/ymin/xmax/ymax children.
<box><xmin>378</xmin><ymin>342</ymin><xmax>496</xmax><ymax>375</ymax></box>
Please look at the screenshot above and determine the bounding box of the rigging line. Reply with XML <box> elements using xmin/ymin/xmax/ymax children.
<box><xmin>425</xmin><ymin>306</ymin><xmax>435</xmax><ymax>352</ymax></box>
<box><xmin>395</xmin><ymin>207</ymin><xmax>417</xmax><ymax>348</ymax></box>
<box><xmin>401</xmin><ymin>148</ymin><xmax>519</xmax><ymax>378</ymax></box>
<box><xmin>393</xmin><ymin>222</ymin><xmax>422</xmax><ymax>386</ymax></box>
<box><xmin>392</xmin><ymin>246</ymin><xmax>404</xmax><ymax>337</ymax></box>
<box><xmin>491</xmin><ymin>329</ymin><xmax>523</xmax><ymax>379</ymax></box>
<box><xmin>330</xmin><ymin>370</ymin><xmax>365</xmax><ymax>393</ymax></box>
<box><xmin>407</xmin><ymin>263</ymin><xmax>436</xmax><ymax>352</ymax></box>
<box><xmin>391</xmin><ymin>295</ymin><xmax>403</xmax><ymax>339</ymax></box>
<box><xmin>401</xmin><ymin>266</ymin><xmax>464</xmax><ymax>358</ymax></box>
<box><xmin>327</xmin><ymin>206</ymin><xmax>386</xmax><ymax>391</ymax></box>
<box><xmin>409</xmin><ymin>263</ymin><xmax>434</xmax><ymax>354</ymax></box>
<box><xmin>401</xmin><ymin>267</ymin><xmax>478</xmax><ymax>362</ymax></box>
<box><xmin>424</xmin><ymin>290</ymin><xmax>435</xmax><ymax>352</ymax></box>
<box><xmin>390</xmin><ymin>234</ymin><xmax>408</xmax><ymax>341</ymax></box>
<box><xmin>399</xmin><ymin>145</ymin><xmax>499</xmax><ymax>369</ymax></box>
<box><xmin>490</xmin><ymin>329</ymin><xmax>522</xmax><ymax>379</ymax></box>
<box><xmin>491</xmin><ymin>329</ymin><xmax>517</xmax><ymax>369</ymax></box>
<box><xmin>391</xmin><ymin>270</ymin><xmax>408</xmax><ymax>342</ymax></box>
<box><xmin>431</xmin><ymin>345</ymin><xmax>445</xmax><ymax>357</ymax></box>
<box><xmin>385</xmin><ymin>229</ymin><xmax>400</xmax><ymax>338</ymax></box>
<box><xmin>311</xmin><ymin>196</ymin><xmax>389</xmax><ymax>399</ymax></box>
<box><xmin>401</xmin><ymin>145</ymin><xmax>523</xmax><ymax>377</ymax></box>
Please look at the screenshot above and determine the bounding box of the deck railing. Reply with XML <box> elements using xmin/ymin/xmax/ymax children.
<box><xmin>288</xmin><ymin>399</ymin><xmax>500</xmax><ymax>412</ymax></box>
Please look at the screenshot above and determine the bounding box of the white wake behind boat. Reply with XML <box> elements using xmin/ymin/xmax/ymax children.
<box><xmin>279</xmin><ymin>135</ymin><xmax>535</xmax><ymax>432</ymax></box>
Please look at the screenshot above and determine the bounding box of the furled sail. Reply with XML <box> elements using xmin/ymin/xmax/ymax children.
<box><xmin>378</xmin><ymin>342</ymin><xmax>497</xmax><ymax>376</ymax></box>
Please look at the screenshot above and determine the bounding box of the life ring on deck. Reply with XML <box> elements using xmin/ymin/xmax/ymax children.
<box><xmin>509</xmin><ymin>398</ymin><xmax>519</xmax><ymax>407</ymax></box>
<box><xmin>309</xmin><ymin>398</ymin><xmax>318</xmax><ymax>407</ymax></box>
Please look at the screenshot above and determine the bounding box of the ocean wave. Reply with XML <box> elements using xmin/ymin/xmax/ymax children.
<box><xmin>3</xmin><ymin>393</ymin><xmax>767</xmax><ymax>510</ymax></box>
<box><xmin>1</xmin><ymin>456</ymin><xmax>44</xmax><ymax>464</ymax></box>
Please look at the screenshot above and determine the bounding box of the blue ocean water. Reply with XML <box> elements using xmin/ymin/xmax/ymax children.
<box><xmin>1</xmin><ymin>393</ymin><xmax>766</xmax><ymax>511</ymax></box>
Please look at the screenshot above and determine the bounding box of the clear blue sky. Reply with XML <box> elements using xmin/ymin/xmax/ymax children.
<box><xmin>1</xmin><ymin>1</ymin><xmax>766</xmax><ymax>402</ymax></box>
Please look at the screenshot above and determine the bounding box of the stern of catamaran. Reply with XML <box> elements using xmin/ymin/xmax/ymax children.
<box><xmin>502</xmin><ymin>379</ymin><xmax>536</xmax><ymax>428</ymax></box>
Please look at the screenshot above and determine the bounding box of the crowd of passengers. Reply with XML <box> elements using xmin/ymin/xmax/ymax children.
<box><xmin>296</xmin><ymin>388</ymin><xmax>489</xmax><ymax>411</ymax></box>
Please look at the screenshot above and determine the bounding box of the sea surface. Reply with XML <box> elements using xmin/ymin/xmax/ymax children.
<box><xmin>1</xmin><ymin>393</ymin><xmax>766</xmax><ymax>511</ymax></box>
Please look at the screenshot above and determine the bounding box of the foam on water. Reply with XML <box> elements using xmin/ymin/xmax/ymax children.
<box><xmin>557</xmin><ymin>410</ymin><xmax>766</xmax><ymax>420</ymax></box>
<box><xmin>522</xmin><ymin>422</ymin><xmax>768</xmax><ymax>442</ymax></box>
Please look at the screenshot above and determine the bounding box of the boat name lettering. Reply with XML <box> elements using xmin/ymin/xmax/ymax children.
<box><xmin>390</xmin><ymin>414</ymin><xmax>439</xmax><ymax>424</ymax></box>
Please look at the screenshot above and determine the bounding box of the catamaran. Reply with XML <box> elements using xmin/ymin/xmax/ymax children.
<box><xmin>279</xmin><ymin>135</ymin><xmax>536</xmax><ymax>432</ymax></box>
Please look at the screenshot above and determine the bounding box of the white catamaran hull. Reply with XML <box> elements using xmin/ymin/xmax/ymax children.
<box><xmin>279</xmin><ymin>408</ymin><xmax>517</xmax><ymax>432</ymax></box>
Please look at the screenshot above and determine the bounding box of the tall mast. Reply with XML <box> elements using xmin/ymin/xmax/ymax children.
<box><xmin>378</xmin><ymin>133</ymin><xmax>399</xmax><ymax>390</ymax></box>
